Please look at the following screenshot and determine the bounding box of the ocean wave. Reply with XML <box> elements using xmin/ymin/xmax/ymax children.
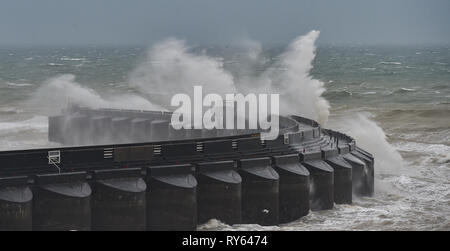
<box><xmin>394</xmin><ymin>87</ymin><xmax>416</xmax><ymax>93</ymax></box>
<box><xmin>376</xmin><ymin>108</ymin><xmax>450</xmax><ymax>120</ymax></box>
<box><xmin>379</xmin><ymin>61</ymin><xmax>402</xmax><ymax>65</ymax></box>
<box><xmin>0</xmin><ymin>107</ymin><xmax>19</xmax><ymax>115</ymax></box>
<box><xmin>0</xmin><ymin>116</ymin><xmax>48</xmax><ymax>134</ymax></box>
<box><xmin>47</xmin><ymin>63</ymin><xmax>64</xmax><ymax>66</ymax></box>
<box><xmin>324</xmin><ymin>90</ymin><xmax>353</xmax><ymax>97</ymax></box>
<box><xmin>393</xmin><ymin>141</ymin><xmax>450</xmax><ymax>165</ymax></box>
<box><xmin>5</xmin><ymin>82</ymin><xmax>33</xmax><ymax>87</ymax></box>
<box><xmin>60</xmin><ymin>56</ymin><xmax>87</xmax><ymax>61</ymax></box>
<box><xmin>391</xmin><ymin>129</ymin><xmax>450</xmax><ymax>147</ymax></box>
<box><xmin>432</xmin><ymin>84</ymin><xmax>450</xmax><ymax>90</ymax></box>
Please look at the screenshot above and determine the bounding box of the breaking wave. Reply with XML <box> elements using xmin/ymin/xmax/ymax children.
<box><xmin>28</xmin><ymin>74</ymin><xmax>164</xmax><ymax>116</ymax></box>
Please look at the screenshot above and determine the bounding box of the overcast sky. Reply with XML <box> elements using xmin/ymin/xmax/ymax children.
<box><xmin>0</xmin><ymin>0</ymin><xmax>449</xmax><ymax>46</ymax></box>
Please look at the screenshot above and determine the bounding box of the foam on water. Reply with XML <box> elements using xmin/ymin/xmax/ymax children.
<box><xmin>28</xmin><ymin>74</ymin><xmax>164</xmax><ymax>116</ymax></box>
<box><xmin>128</xmin><ymin>31</ymin><xmax>330</xmax><ymax>124</ymax></box>
<box><xmin>329</xmin><ymin>112</ymin><xmax>406</xmax><ymax>175</ymax></box>
<box><xmin>129</xmin><ymin>38</ymin><xmax>237</xmax><ymax>101</ymax></box>
<box><xmin>0</xmin><ymin>31</ymin><xmax>448</xmax><ymax>230</ymax></box>
<box><xmin>5</xmin><ymin>82</ymin><xmax>33</xmax><ymax>87</ymax></box>
<box><xmin>0</xmin><ymin>115</ymin><xmax>47</xmax><ymax>133</ymax></box>
<box><xmin>0</xmin><ymin>115</ymin><xmax>54</xmax><ymax>151</ymax></box>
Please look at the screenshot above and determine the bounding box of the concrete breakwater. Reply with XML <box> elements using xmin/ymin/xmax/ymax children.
<box><xmin>0</xmin><ymin>106</ymin><xmax>374</xmax><ymax>230</ymax></box>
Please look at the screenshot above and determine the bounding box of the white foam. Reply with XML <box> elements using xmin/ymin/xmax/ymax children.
<box><xmin>129</xmin><ymin>38</ymin><xmax>236</xmax><ymax>100</ymax></box>
<box><xmin>328</xmin><ymin>112</ymin><xmax>406</xmax><ymax>176</ymax></box>
<box><xmin>379</xmin><ymin>61</ymin><xmax>402</xmax><ymax>65</ymax></box>
<box><xmin>60</xmin><ymin>56</ymin><xmax>87</xmax><ymax>61</ymax></box>
<box><xmin>393</xmin><ymin>141</ymin><xmax>450</xmax><ymax>160</ymax></box>
<box><xmin>28</xmin><ymin>74</ymin><xmax>165</xmax><ymax>116</ymax></box>
<box><xmin>129</xmin><ymin>31</ymin><xmax>330</xmax><ymax>124</ymax></box>
<box><xmin>5</xmin><ymin>82</ymin><xmax>33</xmax><ymax>87</ymax></box>
<box><xmin>47</xmin><ymin>63</ymin><xmax>64</xmax><ymax>66</ymax></box>
<box><xmin>0</xmin><ymin>116</ymin><xmax>48</xmax><ymax>134</ymax></box>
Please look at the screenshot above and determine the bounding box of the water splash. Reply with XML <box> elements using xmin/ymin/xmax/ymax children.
<box><xmin>329</xmin><ymin>112</ymin><xmax>405</xmax><ymax>176</ymax></box>
<box><xmin>264</xmin><ymin>30</ymin><xmax>330</xmax><ymax>124</ymax></box>
<box><xmin>28</xmin><ymin>74</ymin><xmax>163</xmax><ymax>116</ymax></box>
<box><xmin>129</xmin><ymin>38</ymin><xmax>236</xmax><ymax>107</ymax></box>
<box><xmin>128</xmin><ymin>31</ymin><xmax>330</xmax><ymax>125</ymax></box>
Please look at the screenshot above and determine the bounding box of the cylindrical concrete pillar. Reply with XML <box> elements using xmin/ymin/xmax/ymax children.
<box><xmin>273</xmin><ymin>154</ymin><xmax>310</xmax><ymax>223</ymax></box>
<box><xmin>90</xmin><ymin>116</ymin><xmax>112</xmax><ymax>145</ymax></box>
<box><xmin>150</xmin><ymin>120</ymin><xmax>169</xmax><ymax>142</ymax></box>
<box><xmin>351</xmin><ymin>149</ymin><xmax>375</xmax><ymax>196</ymax></box>
<box><xmin>196</xmin><ymin>161</ymin><xmax>241</xmax><ymax>225</ymax></box>
<box><xmin>131</xmin><ymin>118</ymin><xmax>151</xmax><ymax>142</ymax></box>
<box><xmin>323</xmin><ymin>148</ymin><xmax>352</xmax><ymax>204</ymax></box>
<box><xmin>0</xmin><ymin>176</ymin><xmax>32</xmax><ymax>231</ymax></box>
<box><xmin>340</xmin><ymin>146</ymin><xmax>367</xmax><ymax>197</ymax></box>
<box><xmin>168</xmin><ymin>122</ymin><xmax>187</xmax><ymax>140</ymax></box>
<box><xmin>111</xmin><ymin>117</ymin><xmax>133</xmax><ymax>144</ymax></box>
<box><xmin>300</xmin><ymin>151</ymin><xmax>334</xmax><ymax>211</ymax></box>
<box><xmin>66</xmin><ymin>113</ymin><xmax>91</xmax><ymax>146</ymax></box>
<box><xmin>146</xmin><ymin>164</ymin><xmax>197</xmax><ymax>231</ymax></box>
<box><xmin>33</xmin><ymin>172</ymin><xmax>91</xmax><ymax>231</ymax></box>
<box><xmin>238</xmin><ymin>157</ymin><xmax>279</xmax><ymax>226</ymax></box>
<box><xmin>91</xmin><ymin>168</ymin><xmax>146</xmax><ymax>231</ymax></box>
<box><xmin>48</xmin><ymin>115</ymin><xmax>69</xmax><ymax>144</ymax></box>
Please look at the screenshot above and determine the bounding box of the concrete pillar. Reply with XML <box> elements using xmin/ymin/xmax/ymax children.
<box><xmin>90</xmin><ymin>116</ymin><xmax>112</xmax><ymax>145</ymax></box>
<box><xmin>0</xmin><ymin>176</ymin><xmax>32</xmax><ymax>231</ymax></box>
<box><xmin>351</xmin><ymin>149</ymin><xmax>375</xmax><ymax>196</ymax></box>
<box><xmin>339</xmin><ymin>145</ymin><xmax>367</xmax><ymax>197</ymax></box>
<box><xmin>150</xmin><ymin>120</ymin><xmax>169</xmax><ymax>142</ymax></box>
<box><xmin>273</xmin><ymin>154</ymin><xmax>310</xmax><ymax>223</ymax></box>
<box><xmin>146</xmin><ymin>164</ymin><xmax>197</xmax><ymax>231</ymax></box>
<box><xmin>33</xmin><ymin>172</ymin><xmax>91</xmax><ymax>231</ymax></box>
<box><xmin>196</xmin><ymin>161</ymin><xmax>241</xmax><ymax>225</ymax></box>
<box><xmin>322</xmin><ymin>148</ymin><xmax>353</xmax><ymax>204</ymax></box>
<box><xmin>111</xmin><ymin>117</ymin><xmax>133</xmax><ymax>144</ymax></box>
<box><xmin>48</xmin><ymin>115</ymin><xmax>69</xmax><ymax>144</ymax></box>
<box><xmin>91</xmin><ymin>168</ymin><xmax>146</xmax><ymax>231</ymax></box>
<box><xmin>168</xmin><ymin>122</ymin><xmax>187</xmax><ymax>140</ymax></box>
<box><xmin>131</xmin><ymin>118</ymin><xmax>151</xmax><ymax>143</ymax></box>
<box><xmin>238</xmin><ymin>157</ymin><xmax>279</xmax><ymax>226</ymax></box>
<box><xmin>300</xmin><ymin>151</ymin><xmax>334</xmax><ymax>211</ymax></box>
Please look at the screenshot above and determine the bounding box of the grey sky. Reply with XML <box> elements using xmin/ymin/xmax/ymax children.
<box><xmin>0</xmin><ymin>0</ymin><xmax>449</xmax><ymax>46</ymax></box>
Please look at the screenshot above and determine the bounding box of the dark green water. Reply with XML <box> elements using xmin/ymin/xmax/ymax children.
<box><xmin>0</xmin><ymin>43</ymin><xmax>448</xmax><ymax>230</ymax></box>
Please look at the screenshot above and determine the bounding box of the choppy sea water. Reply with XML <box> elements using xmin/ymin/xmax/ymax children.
<box><xmin>0</xmin><ymin>44</ymin><xmax>449</xmax><ymax>230</ymax></box>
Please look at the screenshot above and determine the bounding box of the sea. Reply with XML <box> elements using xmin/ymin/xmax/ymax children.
<box><xmin>0</xmin><ymin>37</ymin><xmax>449</xmax><ymax>230</ymax></box>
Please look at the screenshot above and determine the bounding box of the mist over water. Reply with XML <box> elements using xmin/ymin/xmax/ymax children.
<box><xmin>28</xmin><ymin>74</ymin><xmax>164</xmax><ymax>116</ymax></box>
<box><xmin>127</xmin><ymin>31</ymin><xmax>329</xmax><ymax>125</ymax></box>
<box><xmin>129</xmin><ymin>38</ymin><xmax>237</xmax><ymax>103</ymax></box>
<box><xmin>329</xmin><ymin>112</ymin><xmax>405</xmax><ymax>175</ymax></box>
<box><xmin>0</xmin><ymin>31</ymin><xmax>448</xmax><ymax>230</ymax></box>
